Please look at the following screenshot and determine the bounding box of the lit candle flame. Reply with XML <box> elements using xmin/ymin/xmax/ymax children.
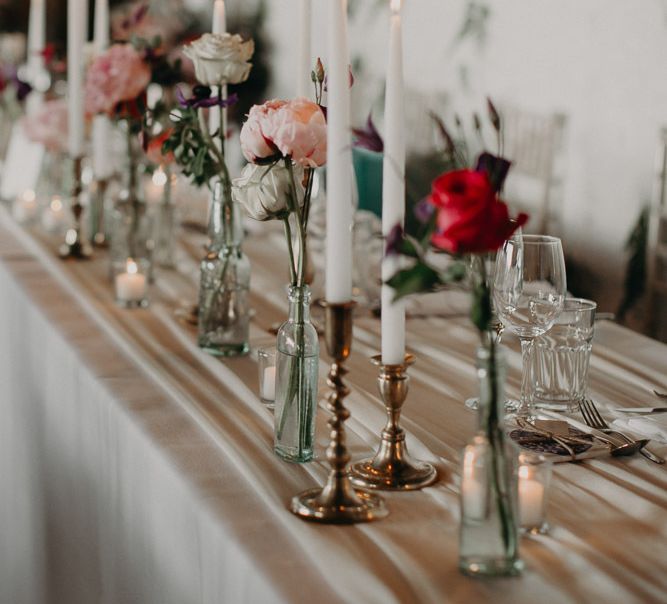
<box><xmin>22</xmin><ymin>189</ymin><xmax>36</xmax><ymax>202</ymax></box>
<box><xmin>391</xmin><ymin>0</ymin><xmax>402</xmax><ymax>14</ymax></box>
<box><xmin>127</xmin><ymin>259</ymin><xmax>138</xmax><ymax>275</ymax></box>
<box><xmin>50</xmin><ymin>196</ymin><xmax>63</xmax><ymax>211</ymax></box>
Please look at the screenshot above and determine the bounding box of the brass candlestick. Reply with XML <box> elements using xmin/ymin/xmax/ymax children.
<box><xmin>350</xmin><ymin>354</ymin><xmax>437</xmax><ymax>490</ymax></box>
<box><xmin>91</xmin><ymin>177</ymin><xmax>109</xmax><ymax>248</ymax></box>
<box><xmin>291</xmin><ymin>302</ymin><xmax>388</xmax><ymax>523</ymax></box>
<box><xmin>59</xmin><ymin>156</ymin><xmax>92</xmax><ymax>260</ymax></box>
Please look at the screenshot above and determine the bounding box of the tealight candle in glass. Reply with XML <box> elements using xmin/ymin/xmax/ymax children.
<box><xmin>114</xmin><ymin>257</ymin><xmax>149</xmax><ymax>308</ymax></box>
<box><xmin>258</xmin><ymin>348</ymin><xmax>276</xmax><ymax>407</ymax></box>
<box><xmin>518</xmin><ymin>453</ymin><xmax>551</xmax><ymax>534</ymax></box>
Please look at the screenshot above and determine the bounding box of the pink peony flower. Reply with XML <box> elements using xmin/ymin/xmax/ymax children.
<box><xmin>240</xmin><ymin>98</ymin><xmax>327</xmax><ymax>168</ymax></box>
<box><xmin>22</xmin><ymin>99</ymin><xmax>68</xmax><ymax>153</ymax></box>
<box><xmin>85</xmin><ymin>44</ymin><xmax>151</xmax><ymax>117</ymax></box>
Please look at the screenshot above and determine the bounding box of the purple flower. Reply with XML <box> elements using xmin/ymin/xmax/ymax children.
<box><xmin>176</xmin><ymin>86</ymin><xmax>238</xmax><ymax>110</ymax></box>
<box><xmin>385</xmin><ymin>224</ymin><xmax>404</xmax><ymax>256</ymax></box>
<box><xmin>352</xmin><ymin>113</ymin><xmax>384</xmax><ymax>153</ymax></box>
<box><xmin>413</xmin><ymin>197</ymin><xmax>435</xmax><ymax>225</ymax></box>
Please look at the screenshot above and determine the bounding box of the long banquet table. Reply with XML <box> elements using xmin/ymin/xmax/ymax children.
<box><xmin>0</xmin><ymin>205</ymin><xmax>666</xmax><ymax>604</ymax></box>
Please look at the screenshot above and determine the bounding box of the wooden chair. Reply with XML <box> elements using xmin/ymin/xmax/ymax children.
<box><xmin>500</xmin><ymin>104</ymin><xmax>568</xmax><ymax>235</ymax></box>
<box><xmin>646</xmin><ymin>127</ymin><xmax>667</xmax><ymax>342</ymax></box>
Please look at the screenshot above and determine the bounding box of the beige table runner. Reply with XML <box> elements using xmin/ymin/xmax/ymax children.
<box><xmin>0</xmin><ymin>208</ymin><xmax>666</xmax><ymax>604</ymax></box>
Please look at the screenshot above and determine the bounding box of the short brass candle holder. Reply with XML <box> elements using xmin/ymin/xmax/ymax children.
<box><xmin>291</xmin><ymin>301</ymin><xmax>388</xmax><ymax>524</ymax></box>
<box><xmin>350</xmin><ymin>354</ymin><xmax>437</xmax><ymax>490</ymax></box>
<box><xmin>59</xmin><ymin>156</ymin><xmax>92</xmax><ymax>260</ymax></box>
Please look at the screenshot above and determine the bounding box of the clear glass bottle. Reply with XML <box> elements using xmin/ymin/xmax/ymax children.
<box><xmin>109</xmin><ymin>128</ymin><xmax>154</xmax><ymax>276</ymax></box>
<box><xmin>459</xmin><ymin>345</ymin><xmax>523</xmax><ymax>577</ymax></box>
<box><xmin>148</xmin><ymin>165</ymin><xmax>178</xmax><ymax>268</ymax></box>
<box><xmin>197</xmin><ymin>181</ymin><xmax>250</xmax><ymax>357</ymax></box>
<box><xmin>274</xmin><ymin>285</ymin><xmax>319</xmax><ymax>463</ymax></box>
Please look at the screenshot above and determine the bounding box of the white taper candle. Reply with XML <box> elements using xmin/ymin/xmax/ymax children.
<box><xmin>26</xmin><ymin>0</ymin><xmax>46</xmax><ymax>113</ymax></box>
<box><xmin>325</xmin><ymin>0</ymin><xmax>353</xmax><ymax>303</ymax></box>
<box><xmin>92</xmin><ymin>0</ymin><xmax>112</xmax><ymax>179</ymax></box>
<box><xmin>67</xmin><ymin>0</ymin><xmax>88</xmax><ymax>157</ymax></box>
<box><xmin>296</xmin><ymin>0</ymin><xmax>312</xmax><ymax>98</ymax></box>
<box><xmin>210</xmin><ymin>0</ymin><xmax>227</xmax><ymax>149</ymax></box>
<box><xmin>381</xmin><ymin>0</ymin><xmax>406</xmax><ymax>365</ymax></box>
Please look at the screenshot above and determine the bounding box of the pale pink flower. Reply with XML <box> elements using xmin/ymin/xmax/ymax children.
<box><xmin>240</xmin><ymin>98</ymin><xmax>327</xmax><ymax>168</ymax></box>
<box><xmin>22</xmin><ymin>99</ymin><xmax>68</xmax><ymax>153</ymax></box>
<box><xmin>240</xmin><ymin>99</ymin><xmax>287</xmax><ymax>163</ymax></box>
<box><xmin>85</xmin><ymin>44</ymin><xmax>151</xmax><ymax>116</ymax></box>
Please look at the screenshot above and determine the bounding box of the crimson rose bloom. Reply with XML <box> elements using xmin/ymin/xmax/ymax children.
<box><xmin>429</xmin><ymin>169</ymin><xmax>528</xmax><ymax>254</ymax></box>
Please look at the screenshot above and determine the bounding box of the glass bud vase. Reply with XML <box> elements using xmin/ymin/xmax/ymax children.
<box><xmin>459</xmin><ymin>345</ymin><xmax>523</xmax><ymax>577</ymax></box>
<box><xmin>149</xmin><ymin>166</ymin><xmax>178</xmax><ymax>268</ymax></box>
<box><xmin>274</xmin><ymin>285</ymin><xmax>319</xmax><ymax>463</ymax></box>
<box><xmin>197</xmin><ymin>181</ymin><xmax>250</xmax><ymax>357</ymax></box>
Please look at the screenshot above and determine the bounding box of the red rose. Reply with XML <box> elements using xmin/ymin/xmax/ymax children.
<box><xmin>429</xmin><ymin>169</ymin><xmax>528</xmax><ymax>254</ymax></box>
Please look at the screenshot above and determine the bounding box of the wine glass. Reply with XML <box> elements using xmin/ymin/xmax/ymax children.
<box><xmin>493</xmin><ymin>234</ymin><xmax>567</xmax><ymax>416</ymax></box>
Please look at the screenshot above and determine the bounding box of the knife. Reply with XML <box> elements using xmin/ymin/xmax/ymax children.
<box><xmin>614</xmin><ymin>407</ymin><xmax>667</xmax><ymax>414</ymax></box>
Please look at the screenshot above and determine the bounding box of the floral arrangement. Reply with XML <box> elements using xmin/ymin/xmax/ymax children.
<box><xmin>22</xmin><ymin>98</ymin><xmax>68</xmax><ymax>153</ymax></box>
<box><xmin>162</xmin><ymin>32</ymin><xmax>254</xmax><ymax>188</ymax></box>
<box><xmin>387</xmin><ymin>101</ymin><xmax>527</xmax><ymax>560</ymax></box>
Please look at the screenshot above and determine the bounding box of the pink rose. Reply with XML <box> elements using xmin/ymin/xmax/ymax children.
<box><xmin>85</xmin><ymin>44</ymin><xmax>151</xmax><ymax>116</ymax></box>
<box><xmin>240</xmin><ymin>98</ymin><xmax>327</xmax><ymax>168</ymax></box>
<box><xmin>22</xmin><ymin>99</ymin><xmax>68</xmax><ymax>153</ymax></box>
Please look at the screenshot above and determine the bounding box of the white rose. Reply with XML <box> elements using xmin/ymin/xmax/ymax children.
<box><xmin>183</xmin><ymin>33</ymin><xmax>254</xmax><ymax>86</ymax></box>
<box><xmin>232</xmin><ymin>163</ymin><xmax>305</xmax><ymax>222</ymax></box>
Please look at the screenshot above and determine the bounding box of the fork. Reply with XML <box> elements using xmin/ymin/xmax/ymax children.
<box><xmin>579</xmin><ymin>399</ymin><xmax>665</xmax><ymax>465</ymax></box>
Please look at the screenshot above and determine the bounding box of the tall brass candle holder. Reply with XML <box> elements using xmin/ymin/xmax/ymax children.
<box><xmin>350</xmin><ymin>354</ymin><xmax>437</xmax><ymax>490</ymax></box>
<box><xmin>59</xmin><ymin>156</ymin><xmax>92</xmax><ymax>260</ymax></box>
<box><xmin>90</xmin><ymin>177</ymin><xmax>110</xmax><ymax>248</ymax></box>
<box><xmin>291</xmin><ymin>301</ymin><xmax>388</xmax><ymax>523</ymax></box>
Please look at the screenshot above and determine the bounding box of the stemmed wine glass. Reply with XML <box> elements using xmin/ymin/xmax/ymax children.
<box><xmin>493</xmin><ymin>234</ymin><xmax>567</xmax><ymax>416</ymax></box>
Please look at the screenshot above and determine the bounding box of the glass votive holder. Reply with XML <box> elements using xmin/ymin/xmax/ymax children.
<box><xmin>113</xmin><ymin>257</ymin><xmax>149</xmax><ymax>308</ymax></box>
<box><xmin>258</xmin><ymin>348</ymin><xmax>276</xmax><ymax>407</ymax></box>
<box><xmin>518</xmin><ymin>453</ymin><xmax>552</xmax><ymax>535</ymax></box>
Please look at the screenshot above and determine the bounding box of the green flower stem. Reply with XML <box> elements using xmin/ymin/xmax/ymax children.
<box><xmin>477</xmin><ymin>260</ymin><xmax>518</xmax><ymax>560</ymax></box>
<box><xmin>126</xmin><ymin>124</ymin><xmax>139</xmax><ymax>259</ymax></box>
<box><xmin>276</xmin><ymin>159</ymin><xmax>313</xmax><ymax>447</ymax></box>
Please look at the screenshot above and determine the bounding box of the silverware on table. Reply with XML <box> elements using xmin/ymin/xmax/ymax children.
<box><xmin>579</xmin><ymin>399</ymin><xmax>665</xmax><ymax>465</ymax></box>
<box><xmin>615</xmin><ymin>407</ymin><xmax>667</xmax><ymax>414</ymax></box>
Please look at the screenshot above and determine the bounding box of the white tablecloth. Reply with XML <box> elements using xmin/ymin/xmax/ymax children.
<box><xmin>1</xmin><ymin>209</ymin><xmax>666</xmax><ymax>604</ymax></box>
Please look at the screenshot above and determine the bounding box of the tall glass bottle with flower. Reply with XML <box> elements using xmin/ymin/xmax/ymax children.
<box><xmin>387</xmin><ymin>129</ymin><xmax>528</xmax><ymax>574</ymax></box>
<box><xmin>84</xmin><ymin>41</ymin><xmax>175</xmax><ymax>285</ymax></box>
<box><xmin>233</xmin><ymin>89</ymin><xmax>327</xmax><ymax>462</ymax></box>
<box><xmin>163</xmin><ymin>32</ymin><xmax>255</xmax><ymax>355</ymax></box>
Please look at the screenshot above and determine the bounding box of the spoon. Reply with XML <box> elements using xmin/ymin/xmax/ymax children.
<box><xmin>611</xmin><ymin>439</ymin><xmax>650</xmax><ymax>457</ymax></box>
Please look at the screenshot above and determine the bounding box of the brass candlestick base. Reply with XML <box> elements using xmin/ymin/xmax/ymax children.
<box><xmin>350</xmin><ymin>354</ymin><xmax>437</xmax><ymax>491</ymax></box>
<box><xmin>60</xmin><ymin>156</ymin><xmax>92</xmax><ymax>260</ymax></box>
<box><xmin>291</xmin><ymin>302</ymin><xmax>388</xmax><ymax>524</ymax></box>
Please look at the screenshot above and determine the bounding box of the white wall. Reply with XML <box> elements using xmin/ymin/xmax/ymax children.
<box><xmin>262</xmin><ymin>0</ymin><xmax>667</xmax><ymax>311</ymax></box>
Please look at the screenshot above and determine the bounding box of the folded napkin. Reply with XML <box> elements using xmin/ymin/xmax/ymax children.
<box><xmin>612</xmin><ymin>414</ymin><xmax>667</xmax><ymax>444</ymax></box>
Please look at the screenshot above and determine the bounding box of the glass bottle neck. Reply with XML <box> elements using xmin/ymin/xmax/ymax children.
<box><xmin>287</xmin><ymin>286</ymin><xmax>311</xmax><ymax>323</ymax></box>
<box><xmin>209</xmin><ymin>180</ymin><xmax>243</xmax><ymax>248</ymax></box>
<box><xmin>476</xmin><ymin>345</ymin><xmax>507</xmax><ymax>432</ymax></box>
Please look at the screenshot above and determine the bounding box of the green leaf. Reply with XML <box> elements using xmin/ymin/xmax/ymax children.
<box><xmin>386</xmin><ymin>264</ymin><xmax>443</xmax><ymax>300</ymax></box>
